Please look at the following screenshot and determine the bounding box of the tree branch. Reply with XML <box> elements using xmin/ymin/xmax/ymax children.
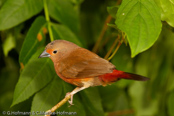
<box><xmin>107</xmin><ymin>35</ymin><xmax>123</xmax><ymax>61</ymax></box>
<box><xmin>104</xmin><ymin>35</ymin><xmax>120</xmax><ymax>60</ymax></box>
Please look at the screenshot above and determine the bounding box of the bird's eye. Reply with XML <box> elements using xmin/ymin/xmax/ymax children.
<box><xmin>53</xmin><ymin>50</ymin><xmax>57</xmax><ymax>54</ymax></box>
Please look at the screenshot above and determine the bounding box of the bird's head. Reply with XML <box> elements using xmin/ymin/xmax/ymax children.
<box><xmin>39</xmin><ymin>40</ymin><xmax>79</xmax><ymax>62</ymax></box>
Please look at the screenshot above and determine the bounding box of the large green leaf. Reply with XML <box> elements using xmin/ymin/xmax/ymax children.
<box><xmin>19</xmin><ymin>16</ymin><xmax>46</xmax><ymax>66</ymax></box>
<box><xmin>47</xmin><ymin>0</ymin><xmax>80</xmax><ymax>35</ymax></box>
<box><xmin>115</xmin><ymin>0</ymin><xmax>162</xmax><ymax>57</ymax></box>
<box><xmin>11</xmin><ymin>49</ymin><xmax>54</xmax><ymax>107</ymax></box>
<box><xmin>155</xmin><ymin>0</ymin><xmax>174</xmax><ymax>27</ymax></box>
<box><xmin>52</xmin><ymin>24</ymin><xmax>82</xmax><ymax>47</ymax></box>
<box><xmin>0</xmin><ymin>0</ymin><xmax>43</xmax><ymax>30</ymax></box>
<box><xmin>31</xmin><ymin>76</ymin><xmax>62</xmax><ymax>115</ymax></box>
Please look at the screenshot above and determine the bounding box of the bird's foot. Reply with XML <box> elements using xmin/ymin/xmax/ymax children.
<box><xmin>65</xmin><ymin>92</ymin><xmax>74</xmax><ymax>106</ymax></box>
<box><xmin>65</xmin><ymin>86</ymin><xmax>90</xmax><ymax>107</ymax></box>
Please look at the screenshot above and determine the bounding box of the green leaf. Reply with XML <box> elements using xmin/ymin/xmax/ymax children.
<box><xmin>0</xmin><ymin>0</ymin><xmax>43</xmax><ymax>30</ymax></box>
<box><xmin>168</xmin><ymin>91</ymin><xmax>174</xmax><ymax>116</ymax></box>
<box><xmin>19</xmin><ymin>16</ymin><xmax>46</xmax><ymax>66</ymax></box>
<box><xmin>31</xmin><ymin>76</ymin><xmax>62</xmax><ymax>115</ymax></box>
<box><xmin>11</xmin><ymin>51</ymin><xmax>54</xmax><ymax>107</ymax></box>
<box><xmin>80</xmin><ymin>87</ymin><xmax>104</xmax><ymax>116</ymax></box>
<box><xmin>52</xmin><ymin>24</ymin><xmax>82</xmax><ymax>47</ymax></box>
<box><xmin>155</xmin><ymin>0</ymin><xmax>174</xmax><ymax>27</ymax></box>
<box><xmin>48</xmin><ymin>0</ymin><xmax>80</xmax><ymax>35</ymax></box>
<box><xmin>115</xmin><ymin>0</ymin><xmax>162</xmax><ymax>57</ymax></box>
<box><xmin>107</xmin><ymin>6</ymin><xmax>118</xmax><ymax>18</ymax></box>
<box><xmin>2</xmin><ymin>33</ymin><xmax>16</xmax><ymax>56</ymax></box>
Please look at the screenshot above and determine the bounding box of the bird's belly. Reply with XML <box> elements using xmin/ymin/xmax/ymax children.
<box><xmin>56</xmin><ymin>71</ymin><xmax>103</xmax><ymax>86</ymax></box>
<box><xmin>64</xmin><ymin>78</ymin><xmax>94</xmax><ymax>87</ymax></box>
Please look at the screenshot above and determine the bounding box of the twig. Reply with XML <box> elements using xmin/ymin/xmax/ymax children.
<box><xmin>43</xmin><ymin>0</ymin><xmax>54</xmax><ymax>41</ymax></box>
<box><xmin>107</xmin><ymin>35</ymin><xmax>123</xmax><ymax>61</ymax></box>
<box><xmin>104</xmin><ymin>35</ymin><xmax>120</xmax><ymax>60</ymax></box>
<box><xmin>92</xmin><ymin>15</ymin><xmax>112</xmax><ymax>53</ymax></box>
<box><xmin>99</xmin><ymin>33</ymin><xmax>118</xmax><ymax>52</ymax></box>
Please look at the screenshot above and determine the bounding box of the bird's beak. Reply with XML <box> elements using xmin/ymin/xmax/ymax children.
<box><xmin>38</xmin><ymin>50</ymin><xmax>51</xmax><ymax>58</ymax></box>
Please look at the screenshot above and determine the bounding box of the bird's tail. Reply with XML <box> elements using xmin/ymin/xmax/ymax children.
<box><xmin>99</xmin><ymin>69</ymin><xmax>149</xmax><ymax>83</ymax></box>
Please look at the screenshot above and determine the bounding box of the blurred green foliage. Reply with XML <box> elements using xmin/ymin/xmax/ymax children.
<box><xmin>0</xmin><ymin>0</ymin><xmax>174</xmax><ymax>116</ymax></box>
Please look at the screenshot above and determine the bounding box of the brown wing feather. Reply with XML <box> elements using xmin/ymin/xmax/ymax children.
<box><xmin>58</xmin><ymin>48</ymin><xmax>115</xmax><ymax>78</ymax></box>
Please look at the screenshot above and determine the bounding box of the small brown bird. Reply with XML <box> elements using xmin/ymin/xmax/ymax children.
<box><xmin>39</xmin><ymin>40</ymin><xmax>149</xmax><ymax>105</ymax></box>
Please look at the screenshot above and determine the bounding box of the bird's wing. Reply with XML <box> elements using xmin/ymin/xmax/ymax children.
<box><xmin>58</xmin><ymin>48</ymin><xmax>115</xmax><ymax>78</ymax></box>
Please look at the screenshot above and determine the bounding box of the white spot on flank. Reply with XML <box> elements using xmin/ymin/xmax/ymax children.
<box><xmin>122</xmin><ymin>13</ymin><xmax>125</xmax><ymax>15</ymax></box>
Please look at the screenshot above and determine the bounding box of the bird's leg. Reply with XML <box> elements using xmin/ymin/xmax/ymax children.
<box><xmin>65</xmin><ymin>85</ymin><xmax>89</xmax><ymax>106</ymax></box>
<box><xmin>45</xmin><ymin>86</ymin><xmax>90</xmax><ymax>116</ymax></box>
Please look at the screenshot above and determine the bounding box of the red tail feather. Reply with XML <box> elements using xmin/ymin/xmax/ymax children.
<box><xmin>99</xmin><ymin>69</ymin><xmax>149</xmax><ymax>83</ymax></box>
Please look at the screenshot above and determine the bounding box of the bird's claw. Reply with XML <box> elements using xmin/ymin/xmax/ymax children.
<box><xmin>68</xmin><ymin>100</ymin><xmax>74</xmax><ymax>107</ymax></box>
<box><xmin>65</xmin><ymin>92</ymin><xmax>74</xmax><ymax>106</ymax></box>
